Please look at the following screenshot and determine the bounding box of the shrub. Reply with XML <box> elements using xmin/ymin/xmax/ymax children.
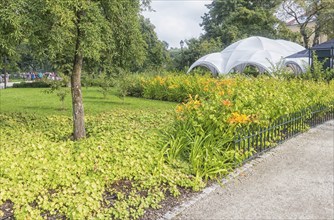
<box><xmin>12</xmin><ymin>81</ymin><xmax>51</xmax><ymax>88</ymax></box>
<box><xmin>43</xmin><ymin>75</ymin><xmax>70</xmax><ymax>110</ymax></box>
<box><xmin>115</xmin><ymin>73</ymin><xmax>145</xmax><ymax>100</ymax></box>
<box><xmin>95</xmin><ymin>73</ymin><xmax>114</xmax><ymax>99</ymax></box>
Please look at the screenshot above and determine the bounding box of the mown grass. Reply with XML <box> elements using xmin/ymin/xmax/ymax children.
<box><xmin>0</xmin><ymin>87</ymin><xmax>177</xmax><ymax>116</ymax></box>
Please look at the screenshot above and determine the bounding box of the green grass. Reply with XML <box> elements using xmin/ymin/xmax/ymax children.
<box><xmin>0</xmin><ymin>87</ymin><xmax>177</xmax><ymax>116</ymax></box>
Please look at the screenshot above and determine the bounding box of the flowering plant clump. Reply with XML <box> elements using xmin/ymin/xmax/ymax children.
<box><xmin>157</xmin><ymin>74</ymin><xmax>334</xmax><ymax>181</ymax></box>
<box><xmin>124</xmin><ymin>73</ymin><xmax>334</xmax><ymax>181</ymax></box>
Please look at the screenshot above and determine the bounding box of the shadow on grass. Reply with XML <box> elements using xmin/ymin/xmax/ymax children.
<box><xmin>23</xmin><ymin>106</ymin><xmax>58</xmax><ymax>110</ymax></box>
<box><xmin>22</xmin><ymin>106</ymin><xmax>70</xmax><ymax>112</ymax></box>
<box><xmin>84</xmin><ymin>96</ymin><xmax>108</xmax><ymax>100</ymax></box>
<box><xmin>84</xmin><ymin>100</ymin><xmax>131</xmax><ymax>106</ymax></box>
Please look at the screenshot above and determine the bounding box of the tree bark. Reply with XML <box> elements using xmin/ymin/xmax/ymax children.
<box><xmin>71</xmin><ymin>11</ymin><xmax>86</xmax><ymax>140</ymax></box>
<box><xmin>312</xmin><ymin>20</ymin><xmax>321</xmax><ymax>46</ymax></box>
<box><xmin>2</xmin><ymin>56</ymin><xmax>7</xmax><ymax>89</ymax></box>
<box><xmin>71</xmin><ymin>50</ymin><xmax>86</xmax><ymax>140</ymax></box>
<box><xmin>2</xmin><ymin>67</ymin><xmax>6</xmax><ymax>89</ymax></box>
<box><xmin>313</xmin><ymin>30</ymin><xmax>320</xmax><ymax>46</ymax></box>
<box><xmin>300</xmin><ymin>25</ymin><xmax>310</xmax><ymax>48</ymax></box>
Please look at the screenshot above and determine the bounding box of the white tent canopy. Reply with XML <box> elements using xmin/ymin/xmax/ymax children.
<box><xmin>187</xmin><ymin>36</ymin><xmax>306</xmax><ymax>75</ymax></box>
<box><xmin>282</xmin><ymin>49</ymin><xmax>310</xmax><ymax>74</ymax></box>
<box><xmin>187</xmin><ymin>53</ymin><xmax>224</xmax><ymax>76</ymax></box>
<box><xmin>283</xmin><ymin>57</ymin><xmax>309</xmax><ymax>74</ymax></box>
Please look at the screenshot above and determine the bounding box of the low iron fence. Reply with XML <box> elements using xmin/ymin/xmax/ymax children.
<box><xmin>234</xmin><ymin>103</ymin><xmax>334</xmax><ymax>165</ymax></box>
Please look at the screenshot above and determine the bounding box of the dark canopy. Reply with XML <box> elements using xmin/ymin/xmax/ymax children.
<box><xmin>309</xmin><ymin>39</ymin><xmax>334</xmax><ymax>69</ymax></box>
<box><xmin>311</xmin><ymin>39</ymin><xmax>334</xmax><ymax>50</ymax></box>
<box><xmin>285</xmin><ymin>49</ymin><xmax>309</xmax><ymax>58</ymax></box>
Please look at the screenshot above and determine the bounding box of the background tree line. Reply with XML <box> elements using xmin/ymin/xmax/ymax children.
<box><xmin>1</xmin><ymin>0</ymin><xmax>333</xmax><ymax>139</ymax></box>
<box><xmin>181</xmin><ymin>0</ymin><xmax>334</xmax><ymax>71</ymax></box>
<box><xmin>1</xmin><ymin>1</ymin><xmax>333</xmax><ymax>75</ymax></box>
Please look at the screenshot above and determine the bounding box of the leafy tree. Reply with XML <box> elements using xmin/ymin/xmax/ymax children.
<box><xmin>279</xmin><ymin>0</ymin><xmax>333</xmax><ymax>47</ymax></box>
<box><xmin>137</xmin><ymin>16</ymin><xmax>170</xmax><ymax>71</ymax></box>
<box><xmin>173</xmin><ymin>38</ymin><xmax>223</xmax><ymax>71</ymax></box>
<box><xmin>0</xmin><ymin>0</ymin><xmax>27</xmax><ymax>88</ymax></box>
<box><xmin>201</xmin><ymin>0</ymin><xmax>291</xmax><ymax>45</ymax></box>
<box><xmin>317</xmin><ymin>0</ymin><xmax>334</xmax><ymax>40</ymax></box>
<box><xmin>21</xmin><ymin>0</ymin><xmax>149</xmax><ymax>140</ymax></box>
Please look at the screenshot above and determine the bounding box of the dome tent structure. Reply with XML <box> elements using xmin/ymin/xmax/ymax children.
<box><xmin>187</xmin><ymin>53</ymin><xmax>224</xmax><ymax>76</ymax></box>
<box><xmin>187</xmin><ymin>36</ymin><xmax>305</xmax><ymax>75</ymax></box>
<box><xmin>283</xmin><ymin>49</ymin><xmax>310</xmax><ymax>74</ymax></box>
<box><xmin>285</xmin><ymin>39</ymin><xmax>334</xmax><ymax>73</ymax></box>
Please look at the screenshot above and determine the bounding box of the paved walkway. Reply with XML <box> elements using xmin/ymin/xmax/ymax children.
<box><xmin>166</xmin><ymin>120</ymin><xmax>334</xmax><ymax>220</ymax></box>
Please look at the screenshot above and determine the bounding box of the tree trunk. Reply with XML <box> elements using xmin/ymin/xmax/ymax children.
<box><xmin>2</xmin><ymin>56</ymin><xmax>7</xmax><ymax>89</ymax></box>
<box><xmin>312</xmin><ymin>22</ymin><xmax>321</xmax><ymax>46</ymax></box>
<box><xmin>71</xmin><ymin>11</ymin><xmax>86</xmax><ymax>140</ymax></box>
<box><xmin>300</xmin><ymin>25</ymin><xmax>309</xmax><ymax>48</ymax></box>
<box><xmin>4</xmin><ymin>71</ymin><xmax>7</xmax><ymax>89</ymax></box>
<box><xmin>2</xmin><ymin>67</ymin><xmax>6</xmax><ymax>89</ymax></box>
<box><xmin>71</xmin><ymin>49</ymin><xmax>86</xmax><ymax>140</ymax></box>
<box><xmin>313</xmin><ymin>31</ymin><xmax>320</xmax><ymax>46</ymax></box>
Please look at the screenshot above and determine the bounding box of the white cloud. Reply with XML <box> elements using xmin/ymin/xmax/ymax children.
<box><xmin>142</xmin><ymin>0</ymin><xmax>212</xmax><ymax>48</ymax></box>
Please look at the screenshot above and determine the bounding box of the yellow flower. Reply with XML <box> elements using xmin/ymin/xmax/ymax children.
<box><xmin>155</xmin><ymin>76</ymin><xmax>166</xmax><ymax>85</ymax></box>
<box><xmin>228</xmin><ymin>112</ymin><xmax>250</xmax><ymax>124</ymax></box>
<box><xmin>168</xmin><ymin>84</ymin><xmax>179</xmax><ymax>89</ymax></box>
<box><xmin>182</xmin><ymin>94</ymin><xmax>202</xmax><ymax>110</ymax></box>
<box><xmin>218</xmin><ymin>90</ymin><xmax>225</xmax><ymax>96</ymax></box>
<box><xmin>192</xmin><ymin>100</ymin><xmax>201</xmax><ymax>108</ymax></box>
<box><xmin>176</xmin><ymin>105</ymin><xmax>183</xmax><ymax>113</ymax></box>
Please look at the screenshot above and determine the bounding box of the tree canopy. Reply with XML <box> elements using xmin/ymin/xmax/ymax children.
<box><xmin>138</xmin><ymin>16</ymin><xmax>170</xmax><ymax>71</ymax></box>
<box><xmin>0</xmin><ymin>0</ymin><xmax>28</xmax><ymax>75</ymax></box>
<box><xmin>200</xmin><ymin>0</ymin><xmax>294</xmax><ymax>46</ymax></box>
<box><xmin>0</xmin><ymin>0</ymin><xmax>165</xmax><ymax>139</ymax></box>
<box><xmin>279</xmin><ymin>0</ymin><xmax>334</xmax><ymax>47</ymax></box>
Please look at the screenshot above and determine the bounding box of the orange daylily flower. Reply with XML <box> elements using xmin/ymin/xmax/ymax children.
<box><xmin>222</xmin><ymin>99</ymin><xmax>232</xmax><ymax>107</ymax></box>
<box><xmin>228</xmin><ymin>112</ymin><xmax>251</xmax><ymax>124</ymax></box>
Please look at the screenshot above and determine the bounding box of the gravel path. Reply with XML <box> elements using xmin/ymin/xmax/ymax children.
<box><xmin>168</xmin><ymin>120</ymin><xmax>334</xmax><ymax>220</ymax></box>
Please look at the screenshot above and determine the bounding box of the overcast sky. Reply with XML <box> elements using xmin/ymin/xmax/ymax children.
<box><xmin>142</xmin><ymin>0</ymin><xmax>213</xmax><ymax>48</ymax></box>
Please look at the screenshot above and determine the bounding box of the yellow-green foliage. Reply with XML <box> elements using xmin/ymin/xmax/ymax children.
<box><xmin>0</xmin><ymin>111</ymin><xmax>197</xmax><ymax>219</ymax></box>
<box><xmin>140</xmin><ymin>74</ymin><xmax>215</xmax><ymax>102</ymax></box>
<box><xmin>137</xmin><ymin>74</ymin><xmax>334</xmax><ymax>122</ymax></box>
<box><xmin>149</xmin><ymin>75</ymin><xmax>334</xmax><ymax>181</ymax></box>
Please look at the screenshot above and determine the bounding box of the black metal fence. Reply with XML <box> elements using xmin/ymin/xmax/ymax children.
<box><xmin>234</xmin><ymin>103</ymin><xmax>334</xmax><ymax>165</ymax></box>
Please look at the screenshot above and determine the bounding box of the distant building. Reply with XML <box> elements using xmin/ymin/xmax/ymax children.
<box><xmin>285</xmin><ymin>15</ymin><xmax>327</xmax><ymax>47</ymax></box>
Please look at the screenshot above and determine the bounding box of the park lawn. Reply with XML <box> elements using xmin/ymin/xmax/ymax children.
<box><xmin>0</xmin><ymin>87</ymin><xmax>194</xmax><ymax>219</ymax></box>
<box><xmin>0</xmin><ymin>87</ymin><xmax>177</xmax><ymax>116</ymax></box>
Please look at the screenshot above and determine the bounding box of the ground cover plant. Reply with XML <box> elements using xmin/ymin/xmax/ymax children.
<box><xmin>0</xmin><ymin>88</ymin><xmax>198</xmax><ymax>219</ymax></box>
<box><xmin>1</xmin><ymin>75</ymin><xmax>334</xmax><ymax>219</ymax></box>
